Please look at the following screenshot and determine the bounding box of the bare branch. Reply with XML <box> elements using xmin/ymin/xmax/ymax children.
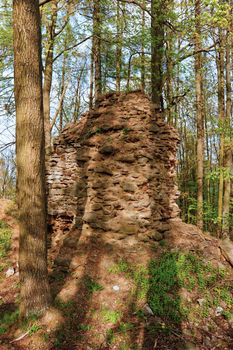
<box><xmin>39</xmin><ymin>0</ymin><xmax>52</xmax><ymax>6</ymax></box>
<box><xmin>53</xmin><ymin>36</ymin><xmax>92</xmax><ymax>62</ymax></box>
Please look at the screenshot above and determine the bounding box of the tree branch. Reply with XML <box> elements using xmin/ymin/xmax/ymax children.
<box><xmin>53</xmin><ymin>36</ymin><xmax>92</xmax><ymax>62</ymax></box>
<box><xmin>177</xmin><ymin>44</ymin><xmax>216</xmax><ymax>63</ymax></box>
<box><xmin>39</xmin><ymin>0</ymin><xmax>52</xmax><ymax>6</ymax></box>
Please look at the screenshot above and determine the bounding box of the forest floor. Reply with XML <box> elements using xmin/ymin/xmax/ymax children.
<box><xmin>0</xmin><ymin>199</ymin><xmax>233</xmax><ymax>350</ymax></box>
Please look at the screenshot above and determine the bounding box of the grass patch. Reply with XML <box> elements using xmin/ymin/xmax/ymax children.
<box><xmin>118</xmin><ymin>322</ymin><xmax>134</xmax><ymax>333</ymax></box>
<box><xmin>0</xmin><ymin>220</ymin><xmax>11</xmax><ymax>259</ymax></box>
<box><xmin>54</xmin><ymin>299</ymin><xmax>75</xmax><ymax>311</ymax></box>
<box><xmin>148</xmin><ymin>251</ymin><xmax>232</xmax><ymax>324</ymax></box>
<box><xmin>109</xmin><ymin>260</ymin><xmax>149</xmax><ymax>300</ymax></box>
<box><xmin>28</xmin><ymin>323</ymin><xmax>42</xmax><ymax>336</ymax></box>
<box><xmin>109</xmin><ymin>253</ymin><xmax>232</xmax><ymax>326</ymax></box>
<box><xmin>101</xmin><ymin>308</ymin><xmax>122</xmax><ymax>324</ymax></box>
<box><xmin>78</xmin><ymin>324</ymin><xmax>92</xmax><ymax>332</ymax></box>
<box><xmin>106</xmin><ymin>328</ymin><xmax>115</xmax><ymax>344</ymax></box>
<box><xmin>109</xmin><ymin>260</ymin><xmax>130</xmax><ymax>274</ymax></box>
<box><xmin>84</xmin><ymin>275</ymin><xmax>104</xmax><ymax>293</ymax></box>
<box><xmin>0</xmin><ymin>308</ymin><xmax>19</xmax><ymax>334</ymax></box>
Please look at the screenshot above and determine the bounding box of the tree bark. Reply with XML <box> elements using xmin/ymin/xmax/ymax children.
<box><xmin>43</xmin><ymin>0</ymin><xmax>58</xmax><ymax>155</ymax></box>
<box><xmin>13</xmin><ymin>0</ymin><xmax>51</xmax><ymax>317</ymax></box>
<box><xmin>222</xmin><ymin>12</ymin><xmax>232</xmax><ymax>236</ymax></box>
<box><xmin>195</xmin><ymin>0</ymin><xmax>204</xmax><ymax>230</ymax></box>
<box><xmin>216</xmin><ymin>28</ymin><xmax>225</xmax><ymax>236</ymax></box>
<box><xmin>89</xmin><ymin>46</ymin><xmax>94</xmax><ymax>109</ymax></box>
<box><xmin>116</xmin><ymin>0</ymin><xmax>123</xmax><ymax>92</ymax></box>
<box><xmin>151</xmin><ymin>0</ymin><xmax>165</xmax><ymax>110</ymax></box>
<box><xmin>141</xmin><ymin>0</ymin><xmax>146</xmax><ymax>92</ymax></box>
<box><xmin>93</xmin><ymin>0</ymin><xmax>102</xmax><ymax>101</ymax></box>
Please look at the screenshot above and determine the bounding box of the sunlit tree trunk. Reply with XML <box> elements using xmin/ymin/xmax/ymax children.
<box><xmin>43</xmin><ymin>0</ymin><xmax>58</xmax><ymax>155</ymax></box>
<box><xmin>89</xmin><ymin>46</ymin><xmax>94</xmax><ymax>109</ymax></box>
<box><xmin>140</xmin><ymin>0</ymin><xmax>146</xmax><ymax>92</ymax></box>
<box><xmin>217</xmin><ymin>28</ymin><xmax>225</xmax><ymax>236</ymax></box>
<box><xmin>222</xmin><ymin>15</ymin><xmax>232</xmax><ymax>236</ymax></box>
<box><xmin>116</xmin><ymin>0</ymin><xmax>123</xmax><ymax>92</ymax></box>
<box><xmin>151</xmin><ymin>0</ymin><xmax>165</xmax><ymax>110</ymax></box>
<box><xmin>13</xmin><ymin>0</ymin><xmax>51</xmax><ymax>317</ymax></box>
<box><xmin>59</xmin><ymin>50</ymin><xmax>67</xmax><ymax>134</ymax></box>
<box><xmin>195</xmin><ymin>0</ymin><xmax>204</xmax><ymax>230</ymax></box>
<box><xmin>93</xmin><ymin>0</ymin><xmax>102</xmax><ymax>100</ymax></box>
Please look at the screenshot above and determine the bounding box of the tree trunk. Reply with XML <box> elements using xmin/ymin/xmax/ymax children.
<box><xmin>93</xmin><ymin>0</ymin><xmax>102</xmax><ymax>101</ymax></box>
<box><xmin>59</xmin><ymin>49</ymin><xmax>67</xmax><ymax>134</ymax></box>
<box><xmin>89</xmin><ymin>46</ymin><xmax>94</xmax><ymax>109</ymax></box>
<box><xmin>43</xmin><ymin>0</ymin><xmax>58</xmax><ymax>156</ymax></box>
<box><xmin>151</xmin><ymin>0</ymin><xmax>165</xmax><ymax>110</ymax></box>
<box><xmin>141</xmin><ymin>1</ymin><xmax>146</xmax><ymax>92</ymax></box>
<box><xmin>13</xmin><ymin>0</ymin><xmax>51</xmax><ymax>317</ymax></box>
<box><xmin>116</xmin><ymin>0</ymin><xmax>123</xmax><ymax>92</ymax></box>
<box><xmin>222</xmin><ymin>15</ymin><xmax>232</xmax><ymax>236</ymax></box>
<box><xmin>217</xmin><ymin>28</ymin><xmax>225</xmax><ymax>236</ymax></box>
<box><xmin>195</xmin><ymin>0</ymin><xmax>204</xmax><ymax>230</ymax></box>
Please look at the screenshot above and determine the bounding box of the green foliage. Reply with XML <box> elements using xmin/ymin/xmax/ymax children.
<box><xmin>0</xmin><ymin>309</ymin><xmax>19</xmax><ymax>334</ymax></box>
<box><xmin>109</xmin><ymin>260</ymin><xmax>149</xmax><ymax>300</ymax></box>
<box><xmin>0</xmin><ymin>220</ymin><xmax>11</xmax><ymax>258</ymax></box>
<box><xmin>118</xmin><ymin>322</ymin><xmax>134</xmax><ymax>333</ymax></box>
<box><xmin>106</xmin><ymin>328</ymin><xmax>115</xmax><ymax>344</ymax></box>
<box><xmin>109</xmin><ymin>260</ymin><xmax>130</xmax><ymax>274</ymax></box>
<box><xmin>84</xmin><ymin>275</ymin><xmax>104</xmax><ymax>293</ymax></box>
<box><xmin>54</xmin><ymin>299</ymin><xmax>75</xmax><ymax>311</ymax></box>
<box><xmin>148</xmin><ymin>252</ymin><xmax>232</xmax><ymax>324</ymax></box>
<box><xmin>78</xmin><ymin>324</ymin><xmax>92</xmax><ymax>332</ymax></box>
<box><xmin>101</xmin><ymin>308</ymin><xmax>122</xmax><ymax>324</ymax></box>
<box><xmin>206</xmin><ymin>168</ymin><xmax>233</xmax><ymax>181</ymax></box>
<box><xmin>119</xmin><ymin>343</ymin><xmax>130</xmax><ymax>350</ymax></box>
<box><xmin>28</xmin><ymin>323</ymin><xmax>42</xmax><ymax>336</ymax></box>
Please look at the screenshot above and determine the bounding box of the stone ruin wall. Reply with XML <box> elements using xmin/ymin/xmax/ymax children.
<box><xmin>46</xmin><ymin>91</ymin><xmax>180</xmax><ymax>245</ymax></box>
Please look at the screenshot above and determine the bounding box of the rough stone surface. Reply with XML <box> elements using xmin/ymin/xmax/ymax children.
<box><xmin>46</xmin><ymin>91</ymin><xmax>180</xmax><ymax>243</ymax></box>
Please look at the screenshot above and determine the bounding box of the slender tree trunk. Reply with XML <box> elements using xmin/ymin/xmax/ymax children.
<box><xmin>89</xmin><ymin>47</ymin><xmax>94</xmax><ymax>109</ymax></box>
<box><xmin>151</xmin><ymin>0</ymin><xmax>165</xmax><ymax>110</ymax></box>
<box><xmin>217</xmin><ymin>29</ymin><xmax>225</xmax><ymax>236</ymax></box>
<box><xmin>93</xmin><ymin>0</ymin><xmax>102</xmax><ymax>101</ymax></box>
<box><xmin>195</xmin><ymin>0</ymin><xmax>204</xmax><ymax>230</ymax></box>
<box><xmin>43</xmin><ymin>0</ymin><xmax>58</xmax><ymax>155</ymax></box>
<box><xmin>166</xmin><ymin>32</ymin><xmax>174</xmax><ymax>124</ymax></box>
<box><xmin>116</xmin><ymin>0</ymin><xmax>122</xmax><ymax>92</ymax></box>
<box><xmin>59</xmin><ymin>51</ymin><xmax>67</xmax><ymax>134</ymax></box>
<box><xmin>73</xmin><ymin>65</ymin><xmax>85</xmax><ymax>122</ymax></box>
<box><xmin>127</xmin><ymin>53</ymin><xmax>134</xmax><ymax>91</ymax></box>
<box><xmin>13</xmin><ymin>0</ymin><xmax>51</xmax><ymax>317</ymax></box>
<box><xmin>222</xmin><ymin>16</ymin><xmax>232</xmax><ymax>236</ymax></box>
<box><xmin>141</xmin><ymin>1</ymin><xmax>146</xmax><ymax>92</ymax></box>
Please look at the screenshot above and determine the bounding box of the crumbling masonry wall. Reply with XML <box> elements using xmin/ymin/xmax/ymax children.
<box><xmin>46</xmin><ymin>92</ymin><xmax>180</xmax><ymax>244</ymax></box>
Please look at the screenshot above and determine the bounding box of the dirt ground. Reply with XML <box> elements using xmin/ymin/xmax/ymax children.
<box><xmin>0</xmin><ymin>200</ymin><xmax>233</xmax><ymax>350</ymax></box>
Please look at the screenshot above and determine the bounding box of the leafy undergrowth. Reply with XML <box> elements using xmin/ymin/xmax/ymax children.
<box><xmin>102</xmin><ymin>252</ymin><xmax>233</xmax><ymax>348</ymax></box>
<box><xmin>0</xmin><ymin>206</ymin><xmax>233</xmax><ymax>349</ymax></box>
<box><xmin>109</xmin><ymin>252</ymin><xmax>233</xmax><ymax>326</ymax></box>
<box><xmin>0</xmin><ymin>219</ymin><xmax>11</xmax><ymax>260</ymax></box>
<box><xmin>148</xmin><ymin>252</ymin><xmax>233</xmax><ymax>324</ymax></box>
<box><xmin>0</xmin><ymin>308</ymin><xmax>19</xmax><ymax>335</ymax></box>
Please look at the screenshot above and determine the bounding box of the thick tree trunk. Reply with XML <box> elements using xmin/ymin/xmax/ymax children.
<box><xmin>13</xmin><ymin>0</ymin><xmax>51</xmax><ymax>317</ymax></box>
<box><xmin>195</xmin><ymin>0</ymin><xmax>204</xmax><ymax>230</ymax></box>
<box><xmin>151</xmin><ymin>0</ymin><xmax>165</xmax><ymax>110</ymax></box>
